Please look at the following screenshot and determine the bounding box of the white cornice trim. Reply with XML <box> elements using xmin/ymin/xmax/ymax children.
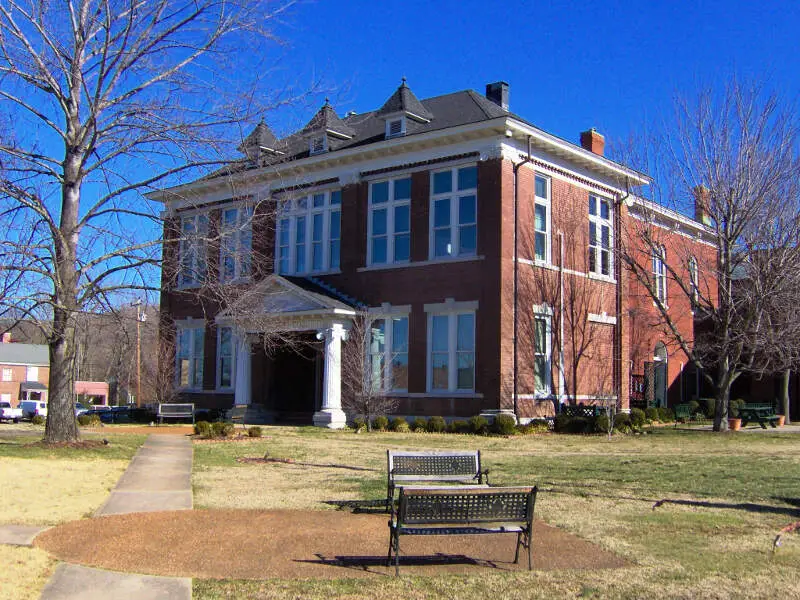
<box><xmin>629</xmin><ymin>197</ymin><xmax>717</xmax><ymax>246</ymax></box>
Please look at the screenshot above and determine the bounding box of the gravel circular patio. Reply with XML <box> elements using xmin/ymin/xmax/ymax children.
<box><xmin>35</xmin><ymin>509</ymin><xmax>629</xmax><ymax>579</ymax></box>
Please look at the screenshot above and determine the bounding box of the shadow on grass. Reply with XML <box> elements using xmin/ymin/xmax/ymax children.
<box><xmin>297</xmin><ymin>552</ymin><xmax>502</xmax><ymax>575</ymax></box>
<box><xmin>652</xmin><ymin>497</ymin><xmax>800</xmax><ymax>517</ymax></box>
<box><xmin>323</xmin><ymin>499</ymin><xmax>387</xmax><ymax>514</ymax></box>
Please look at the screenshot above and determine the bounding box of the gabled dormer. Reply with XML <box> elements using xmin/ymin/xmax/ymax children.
<box><xmin>301</xmin><ymin>99</ymin><xmax>356</xmax><ymax>155</ymax></box>
<box><xmin>376</xmin><ymin>78</ymin><xmax>433</xmax><ymax>140</ymax></box>
<box><xmin>238</xmin><ymin>119</ymin><xmax>281</xmax><ymax>162</ymax></box>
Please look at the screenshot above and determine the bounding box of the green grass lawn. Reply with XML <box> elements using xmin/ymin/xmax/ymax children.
<box><xmin>192</xmin><ymin>426</ymin><xmax>800</xmax><ymax>599</ymax></box>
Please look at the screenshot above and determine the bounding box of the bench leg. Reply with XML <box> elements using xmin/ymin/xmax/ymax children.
<box><xmin>514</xmin><ymin>529</ymin><xmax>532</xmax><ymax>570</ymax></box>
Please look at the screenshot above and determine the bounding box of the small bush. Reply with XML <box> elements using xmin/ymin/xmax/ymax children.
<box><xmin>658</xmin><ymin>407</ymin><xmax>674</xmax><ymax>422</ymax></box>
<box><xmin>352</xmin><ymin>417</ymin><xmax>366</xmax><ymax>431</ymax></box>
<box><xmin>518</xmin><ymin>419</ymin><xmax>549</xmax><ymax>435</ymax></box>
<box><xmin>468</xmin><ymin>415</ymin><xmax>489</xmax><ymax>435</ymax></box>
<box><xmin>31</xmin><ymin>415</ymin><xmax>45</xmax><ymax>425</ymax></box>
<box><xmin>645</xmin><ymin>406</ymin><xmax>660</xmax><ymax>423</ymax></box>
<box><xmin>247</xmin><ymin>426</ymin><xmax>263</xmax><ymax>438</ymax></box>
<box><xmin>595</xmin><ymin>414</ymin><xmax>611</xmax><ymax>434</ymax></box>
<box><xmin>446</xmin><ymin>420</ymin><xmax>468</xmax><ymax>433</ymax></box>
<box><xmin>412</xmin><ymin>417</ymin><xmax>428</xmax><ymax>432</ymax></box>
<box><xmin>211</xmin><ymin>421</ymin><xmax>234</xmax><ymax>438</ymax></box>
<box><xmin>372</xmin><ymin>415</ymin><xmax>389</xmax><ymax>431</ymax></box>
<box><xmin>390</xmin><ymin>417</ymin><xmax>410</xmax><ymax>433</ymax></box>
<box><xmin>629</xmin><ymin>408</ymin><xmax>646</xmax><ymax>428</ymax></box>
<box><xmin>426</xmin><ymin>416</ymin><xmax>446</xmax><ymax>433</ymax></box>
<box><xmin>688</xmin><ymin>400</ymin><xmax>701</xmax><ymax>417</ymax></box>
<box><xmin>615</xmin><ymin>413</ymin><xmax>632</xmax><ymax>433</ymax></box>
<box><xmin>699</xmin><ymin>398</ymin><xmax>716</xmax><ymax>418</ymax></box>
<box><xmin>77</xmin><ymin>414</ymin><xmax>102</xmax><ymax>427</ymax></box>
<box><xmin>554</xmin><ymin>414</ymin><xmax>594</xmax><ymax>434</ymax></box>
<box><xmin>553</xmin><ymin>414</ymin><xmax>571</xmax><ymax>433</ymax></box>
<box><xmin>194</xmin><ymin>421</ymin><xmax>211</xmax><ymax>436</ymax></box>
<box><xmin>729</xmin><ymin>399</ymin><xmax>745</xmax><ymax>418</ymax></box>
<box><xmin>493</xmin><ymin>414</ymin><xmax>517</xmax><ymax>435</ymax></box>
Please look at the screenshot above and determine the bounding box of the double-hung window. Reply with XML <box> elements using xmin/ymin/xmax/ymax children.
<box><xmin>367</xmin><ymin>315</ymin><xmax>409</xmax><ymax>392</ymax></box>
<box><xmin>534</xmin><ymin>175</ymin><xmax>550</xmax><ymax>262</ymax></box>
<box><xmin>653</xmin><ymin>246</ymin><xmax>667</xmax><ymax>304</ymax></box>
<box><xmin>179</xmin><ymin>213</ymin><xmax>208</xmax><ymax>286</ymax></box>
<box><xmin>532</xmin><ymin>307</ymin><xmax>552</xmax><ymax>395</ymax></box>
<box><xmin>588</xmin><ymin>195</ymin><xmax>612</xmax><ymax>277</ymax></box>
<box><xmin>431</xmin><ymin>166</ymin><xmax>478</xmax><ymax>259</ymax></box>
<box><xmin>428</xmin><ymin>311</ymin><xmax>475</xmax><ymax>392</ymax></box>
<box><xmin>688</xmin><ymin>256</ymin><xmax>699</xmax><ymax>310</ymax></box>
<box><xmin>176</xmin><ymin>325</ymin><xmax>204</xmax><ymax>389</ymax></box>
<box><xmin>217</xmin><ymin>327</ymin><xmax>235</xmax><ymax>389</ymax></box>
<box><xmin>275</xmin><ymin>190</ymin><xmax>341</xmax><ymax>275</ymax></box>
<box><xmin>220</xmin><ymin>206</ymin><xmax>253</xmax><ymax>282</ymax></box>
<box><xmin>1</xmin><ymin>368</ymin><xmax>11</xmax><ymax>382</ymax></box>
<box><xmin>369</xmin><ymin>177</ymin><xmax>411</xmax><ymax>265</ymax></box>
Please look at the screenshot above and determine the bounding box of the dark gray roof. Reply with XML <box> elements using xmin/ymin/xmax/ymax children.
<box><xmin>375</xmin><ymin>80</ymin><xmax>434</xmax><ymax>121</ymax></box>
<box><xmin>0</xmin><ymin>343</ymin><xmax>49</xmax><ymax>366</ymax></box>
<box><xmin>21</xmin><ymin>381</ymin><xmax>47</xmax><ymax>391</ymax></box>
<box><xmin>301</xmin><ymin>101</ymin><xmax>356</xmax><ymax>139</ymax></box>
<box><xmin>239</xmin><ymin>120</ymin><xmax>279</xmax><ymax>153</ymax></box>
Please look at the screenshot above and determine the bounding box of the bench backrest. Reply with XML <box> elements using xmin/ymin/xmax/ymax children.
<box><xmin>158</xmin><ymin>403</ymin><xmax>194</xmax><ymax>416</ymax></box>
<box><xmin>397</xmin><ymin>486</ymin><xmax>537</xmax><ymax>527</ymax></box>
<box><xmin>742</xmin><ymin>403</ymin><xmax>773</xmax><ymax>411</ymax></box>
<box><xmin>388</xmin><ymin>450</ymin><xmax>481</xmax><ymax>483</ymax></box>
<box><xmin>674</xmin><ymin>404</ymin><xmax>691</xmax><ymax>418</ymax></box>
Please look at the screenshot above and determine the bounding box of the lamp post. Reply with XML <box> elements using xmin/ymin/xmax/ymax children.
<box><xmin>132</xmin><ymin>300</ymin><xmax>146</xmax><ymax>407</ymax></box>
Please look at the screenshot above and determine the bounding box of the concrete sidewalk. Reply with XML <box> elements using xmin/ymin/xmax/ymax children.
<box><xmin>40</xmin><ymin>433</ymin><xmax>193</xmax><ymax>600</ymax></box>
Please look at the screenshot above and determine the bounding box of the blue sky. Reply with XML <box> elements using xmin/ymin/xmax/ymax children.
<box><xmin>269</xmin><ymin>0</ymin><xmax>799</xmax><ymax>153</ymax></box>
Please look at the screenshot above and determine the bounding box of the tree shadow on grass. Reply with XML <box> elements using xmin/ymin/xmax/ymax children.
<box><xmin>323</xmin><ymin>499</ymin><xmax>387</xmax><ymax>514</ymax></box>
<box><xmin>297</xmin><ymin>552</ymin><xmax>501</xmax><ymax>575</ymax></box>
<box><xmin>651</xmin><ymin>497</ymin><xmax>800</xmax><ymax>517</ymax></box>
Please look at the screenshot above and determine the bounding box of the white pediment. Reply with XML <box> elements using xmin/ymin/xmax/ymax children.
<box><xmin>262</xmin><ymin>287</ymin><xmax>322</xmax><ymax>313</ymax></box>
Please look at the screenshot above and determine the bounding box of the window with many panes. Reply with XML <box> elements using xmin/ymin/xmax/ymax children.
<box><xmin>430</xmin><ymin>166</ymin><xmax>477</xmax><ymax>259</ymax></box>
<box><xmin>534</xmin><ymin>174</ymin><xmax>550</xmax><ymax>262</ymax></box>
<box><xmin>428</xmin><ymin>311</ymin><xmax>475</xmax><ymax>392</ymax></box>
<box><xmin>688</xmin><ymin>256</ymin><xmax>699</xmax><ymax>310</ymax></box>
<box><xmin>369</xmin><ymin>177</ymin><xmax>411</xmax><ymax>265</ymax></box>
<box><xmin>176</xmin><ymin>325</ymin><xmax>204</xmax><ymax>389</ymax></box>
<box><xmin>220</xmin><ymin>206</ymin><xmax>253</xmax><ymax>282</ymax></box>
<box><xmin>532</xmin><ymin>308</ymin><xmax>552</xmax><ymax>395</ymax></box>
<box><xmin>367</xmin><ymin>315</ymin><xmax>409</xmax><ymax>392</ymax></box>
<box><xmin>276</xmin><ymin>190</ymin><xmax>341</xmax><ymax>275</ymax></box>
<box><xmin>588</xmin><ymin>194</ymin><xmax>612</xmax><ymax>277</ymax></box>
<box><xmin>2</xmin><ymin>368</ymin><xmax>11</xmax><ymax>382</ymax></box>
<box><xmin>179</xmin><ymin>213</ymin><xmax>208</xmax><ymax>287</ymax></box>
<box><xmin>217</xmin><ymin>327</ymin><xmax>235</xmax><ymax>389</ymax></box>
<box><xmin>653</xmin><ymin>245</ymin><xmax>667</xmax><ymax>304</ymax></box>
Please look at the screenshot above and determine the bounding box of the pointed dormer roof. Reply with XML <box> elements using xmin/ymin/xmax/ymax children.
<box><xmin>301</xmin><ymin>99</ymin><xmax>356</xmax><ymax>139</ymax></box>
<box><xmin>239</xmin><ymin>120</ymin><xmax>281</xmax><ymax>159</ymax></box>
<box><xmin>376</xmin><ymin>78</ymin><xmax>433</xmax><ymax>123</ymax></box>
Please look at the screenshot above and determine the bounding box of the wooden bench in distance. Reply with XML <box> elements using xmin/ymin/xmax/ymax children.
<box><xmin>387</xmin><ymin>449</ymin><xmax>489</xmax><ymax>510</ymax></box>
<box><xmin>157</xmin><ymin>403</ymin><xmax>195</xmax><ymax>425</ymax></box>
<box><xmin>388</xmin><ymin>485</ymin><xmax>538</xmax><ymax>575</ymax></box>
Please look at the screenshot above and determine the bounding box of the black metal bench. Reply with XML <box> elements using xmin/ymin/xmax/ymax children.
<box><xmin>387</xmin><ymin>485</ymin><xmax>538</xmax><ymax>575</ymax></box>
<box><xmin>386</xmin><ymin>449</ymin><xmax>488</xmax><ymax>510</ymax></box>
<box><xmin>157</xmin><ymin>403</ymin><xmax>195</xmax><ymax>425</ymax></box>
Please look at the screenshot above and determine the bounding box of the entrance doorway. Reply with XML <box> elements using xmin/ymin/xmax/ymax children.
<box><xmin>257</xmin><ymin>335</ymin><xmax>323</xmax><ymax>422</ymax></box>
<box><xmin>653</xmin><ymin>342</ymin><xmax>668</xmax><ymax>408</ymax></box>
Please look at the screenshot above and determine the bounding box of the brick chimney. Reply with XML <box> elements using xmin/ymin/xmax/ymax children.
<box><xmin>485</xmin><ymin>82</ymin><xmax>509</xmax><ymax>111</ymax></box>
<box><xmin>580</xmin><ymin>128</ymin><xmax>605</xmax><ymax>156</ymax></box>
<box><xmin>1</xmin><ymin>332</ymin><xmax>10</xmax><ymax>343</ymax></box>
<box><xmin>693</xmin><ymin>186</ymin><xmax>712</xmax><ymax>226</ymax></box>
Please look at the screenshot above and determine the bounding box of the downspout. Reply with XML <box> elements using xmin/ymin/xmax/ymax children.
<box><xmin>615</xmin><ymin>185</ymin><xmax>630</xmax><ymax>409</ymax></box>
<box><xmin>558</xmin><ymin>230</ymin><xmax>565</xmax><ymax>406</ymax></box>
<box><xmin>512</xmin><ymin>136</ymin><xmax>533</xmax><ymax>420</ymax></box>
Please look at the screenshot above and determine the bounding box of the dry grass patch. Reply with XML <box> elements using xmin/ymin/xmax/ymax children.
<box><xmin>0</xmin><ymin>457</ymin><xmax>129</xmax><ymax>525</ymax></box>
<box><xmin>0</xmin><ymin>546</ymin><xmax>54</xmax><ymax>600</ymax></box>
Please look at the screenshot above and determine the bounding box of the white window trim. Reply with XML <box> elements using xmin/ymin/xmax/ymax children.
<box><xmin>689</xmin><ymin>256</ymin><xmax>699</xmax><ymax>311</ymax></box>
<box><xmin>26</xmin><ymin>366</ymin><xmax>38</xmax><ymax>382</ymax></box>
<box><xmin>309</xmin><ymin>134</ymin><xmax>328</xmax><ymax>155</ymax></box>
<box><xmin>368</xmin><ymin>177</ymin><xmax>411</xmax><ymax>266</ymax></box>
<box><xmin>219</xmin><ymin>205</ymin><xmax>253</xmax><ymax>283</ymax></box>
<box><xmin>533</xmin><ymin>306</ymin><xmax>552</xmax><ymax>397</ymax></box>
<box><xmin>366</xmin><ymin>309</ymin><xmax>410</xmax><ymax>393</ymax></box>
<box><xmin>429</xmin><ymin>165</ymin><xmax>478</xmax><ymax>261</ymax></box>
<box><xmin>178</xmin><ymin>212</ymin><xmax>209</xmax><ymax>289</ymax></box>
<box><xmin>385</xmin><ymin>116</ymin><xmax>406</xmax><ymax>139</ymax></box>
<box><xmin>653</xmin><ymin>245</ymin><xmax>667</xmax><ymax>305</ymax></box>
<box><xmin>216</xmin><ymin>326</ymin><xmax>236</xmax><ymax>391</ymax></box>
<box><xmin>175</xmin><ymin>322</ymin><xmax>205</xmax><ymax>391</ymax></box>
<box><xmin>1</xmin><ymin>368</ymin><xmax>11</xmax><ymax>382</ymax></box>
<box><xmin>425</xmin><ymin>299</ymin><xmax>478</xmax><ymax>393</ymax></box>
<box><xmin>275</xmin><ymin>189</ymin><xmax>342</xmax><ymax>276</ymax></box>
<box><xmin>588</xmin><ymin>194</ymin><xmax>613</xmax><ymax>277</ymax></box>
<box><xmin>533</xmin><ymin>174</ymin><xmax>552</xmax><ymax>264</ymax></box>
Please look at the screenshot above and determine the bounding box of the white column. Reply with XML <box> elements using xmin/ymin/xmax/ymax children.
<box><xmin>234</xmin><ymin>332</ymin><xmax>252</xmax><ymax>406</ymax></box>
<box><xmin>313</xmin><ymin>322</ymin><xmax>347</xmax><ymax>429</ymax></box>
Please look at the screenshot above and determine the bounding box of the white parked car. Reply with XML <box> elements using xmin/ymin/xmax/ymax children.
<box><xmin>19</xmin><ymin>400</ymin><xmax>47</xmax><ymax>420</ymax></box>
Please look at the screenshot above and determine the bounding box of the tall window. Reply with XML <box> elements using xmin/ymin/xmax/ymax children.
<box><xmin>179</xmin><ymin>213</ymin><xmax>208</xmax><ymax>286</ymax></box>
<box><xmin>217</xmin><ymin>327</ymin><xmax>235</xmax><ymax>389</ymax></box>
<box><xmin>428</xmin><ymin>312</ymin><xmax>475</xmax><ymax>392</ymax></box>
<box><xmin>369</xmin><ymin>177</ymin><xmax>411</xmax><ymax>265</ymax></box>
<box><xmin>533</xmin><ymin>309</ymin><xmax>552</xmax><ymax>394</ymax></box>
<box><xmin>176</xmin><ymin>325</ymin><xmax>204</xmax><ymax>389</ymax></box>
<box><xmin>534</xmin><ymin>175</ymin><xmax>550</xmax><ymax>262</ymax></box>
<box><xmin>368</xmin><ymin>315</ymin><xmax>409</xmax><ymax>392</ymax></box>
<box><xmin>688</xmin><ymin>256</ymin><xmax>699</xmax><ymax>310</ymax></box>
<box><xmin>653</xmin><ymin>245</ymin><xmax>667</xmax><ymax>304</ymax></box>
<box><xmin>276</xmin><ymin>190</ymin><xmax>341</xmax><ymax>275</ymax></box>
<box><xmin>1</xmin><ymin>368</ymin><xmax>11</xmax><ymax>382</ymax></box>
<box><xmin>431</xmin><ymin>166</ymin><xmax>478</xmax><ymax>259</ymax></box>
<box><xmin>588</xmin><ymin>195</ymin><xmax>612</xmax><ymax>276</ymax></box>
<box><xmin>26</xmin><ymin>366</ymin><xmax>38</xmax><ymax>382</ymax></box>
<box><xmin>220</xmin><ymin>206</ymin><xmax>253</xmax><ymax>282</ymax></box>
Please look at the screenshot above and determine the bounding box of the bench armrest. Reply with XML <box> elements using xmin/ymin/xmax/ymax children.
<box><xmin>474</xmin><ymin>469</ymin><xmax>490</xmax><ymax>486</ymax></box>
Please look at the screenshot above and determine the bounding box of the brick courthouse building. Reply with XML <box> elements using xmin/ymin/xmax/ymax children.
<box><xmin>154</xmin><ymin>81</ymin><xmax>715</xmax><ymax>426</ymax></box>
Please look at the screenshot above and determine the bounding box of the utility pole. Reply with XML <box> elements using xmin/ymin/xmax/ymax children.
<box><xmin>132</xmin><ymin>300</ymin><xmax>146</xmax><ymax>407</ymax></box>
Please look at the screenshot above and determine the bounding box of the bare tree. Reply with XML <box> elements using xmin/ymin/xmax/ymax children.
<box><xmin>340</xmin><ymin>313</ymin><xmax>400</xmax><ymax>431</ymax></box>
<box><xmin>618</xmin><ymin>80</ymin><xmax>800</xmax><ymax>431</ymax></box>
<box><xmin>0</xmin><ymin>0</ymin><xmax>304</xmax><ymax>442</ymax></box>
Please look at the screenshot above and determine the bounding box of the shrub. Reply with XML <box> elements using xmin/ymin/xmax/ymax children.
<box><xmin>645</xmin><ymin>406</ymin><xmax>660</xmax><ymax>422</ymax></box>
<box><xmin>629</xmin><ymin>408</ymin><xmax>646</xmax><ymax>429</ymax></box>
<box><xmin>426</xmin><ymin>416</ymin><xmax>446</xmax><ymax>433</ymax></box>
<box><xmin>554</xmin><ymin>414</ymin><xmax>594</xmax><ymax>434</ymax></box>
<box><xmin>493</xmin><ymin>414</ymin><xmax>517</xmax><ymax>435</ymax></box>
<box><xmin>211</xmin><ymin>421</ymin><xmax>234</xmax><ymax>438</ymax></box>
<box><xmin>658</xmin><ymin>407</ymin><xmax>674</xmax><ymax>422</ymax></box>
<box><xmin>372</xmin><ymin>415</ymin><xmax>389</xmax><ymax>431</ymax></box>
<box><xmin>729</xmin><ymin>399</ymin><xmax>745</xmax><ymax>418</ymax></box>
<box><xmin>553</xmin><ymin>414</ymin><xmax>571</xmax><ymax>433</ymax></box>
<box><xmin>615</xmin><ymin>413</ymin><xmax>632</xmax><ymax>433</ymax></box>
<box><xmin>194</xmin><ymin>421</ymin><xmax>211</xmax><ymax>437</ymax></box>
<box><xmin>595</xmin><ymin>414</ymin><xmax>611</xmax><ymax>434</ymax></box>
<box><xmin>699</xmin><ymin>398</ymin><xmax>716</xmax><ymax>418</ymax></box>
<box><xmin>247</xmin><ymin>426</ymin><xmax>263</xmax><ymax>438</ymax></box>
<box><xmin>688</xmin><ymin>400</ymin><xmax>701</xmax><ymax>417</ymax></box>
<box><xmin>448</xmin><ymin>419</ymin><xmax>470</xmax><ymax>434</ymax></box>
<box><xmin>468</xmin><ymin>415</ymin><xmax>489</xmax><ymax>435</ymax></box>
<box><xmin>77</xmin><ymin>414</ymin><xmax>102</xmax><ymax>427</ymax></box>
<box><xmin>31</xmin><ymin>415</ymin><xmax>45</xmax><ymax>425</ymax></box>
<box><xmin>412</xmin><ymin>417</ymin><xmax>428</xmax><ymax>432</ymax></box>
<box><xmin>352</xmin><ymin>417</ymin><xmax>366</xmax><ymax>432</ymax></box>
<box><xmin>390</xmin><ymin>417</ymin><xmax>410</xmax><ymax>433</ymax></box>
<box><xmin>518</xmin><ymin>420</ymin><xmax>549</xmax><ymax>435</ymax></box>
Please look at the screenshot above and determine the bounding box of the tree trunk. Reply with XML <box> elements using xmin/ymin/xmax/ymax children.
<box><xmin>713</xmin><ymin>359</ymin><xmax>731</xmax><ymax>432</ymax></box>
<box><xmin>45</xmin><ymin>307</ymin><xmax>80</xmax><ymax>442</ymax></box>
<box><xmin>781</xmin><ymin>369</ymin><xmax>791</xmax><ymax>424</ymax></box>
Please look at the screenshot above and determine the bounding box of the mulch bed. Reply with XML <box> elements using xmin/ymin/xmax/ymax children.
<box><xmin>34</xmin><ymin>509</ymin><xmax>630</xmax><ymax>579</ymax></box>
